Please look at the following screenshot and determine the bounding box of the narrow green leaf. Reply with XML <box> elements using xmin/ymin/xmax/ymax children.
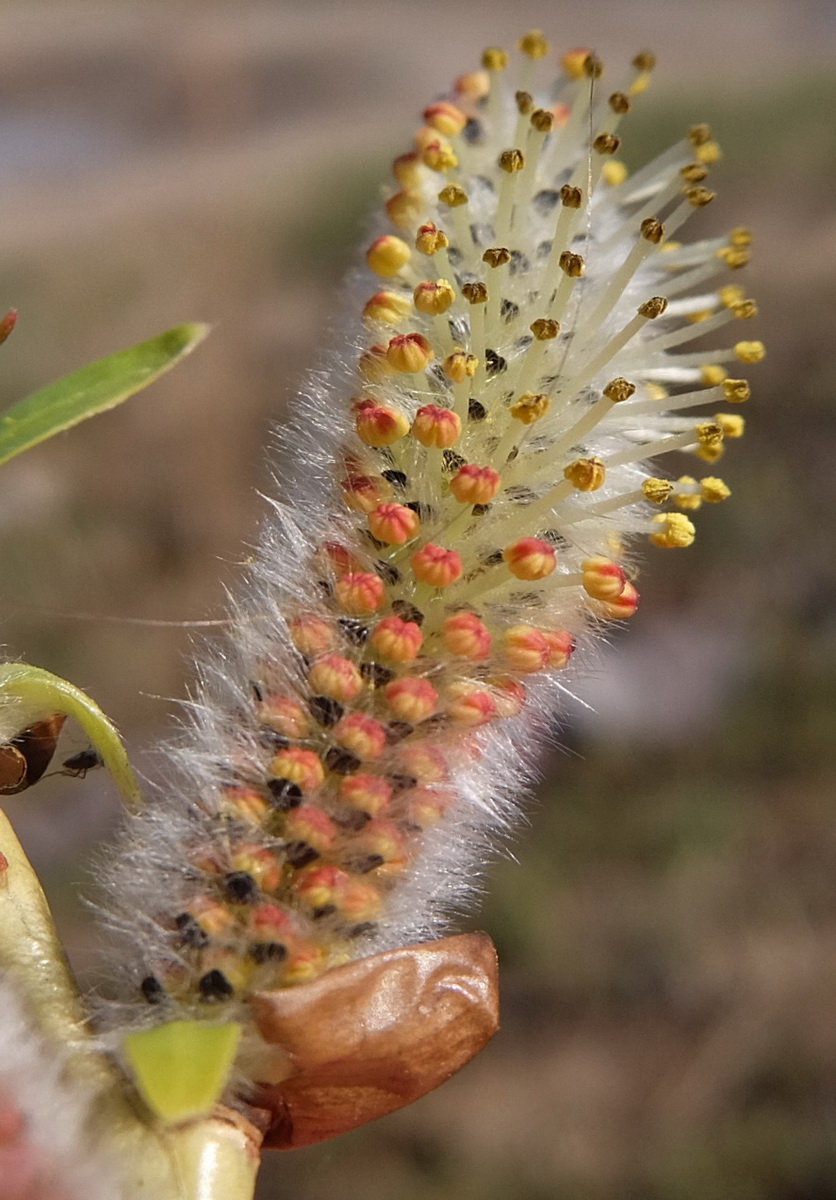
<box><xmin>0</xmin><ymin>322</ymin><xmax>210</xmax><ymax>467</ymax></box>
<box><xmin>0</xmin><ymin>663</ymin><xmax>143</xmax><ymax>811</ymax></box>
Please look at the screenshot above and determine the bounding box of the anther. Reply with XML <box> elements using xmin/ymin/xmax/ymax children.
<box><xmin>503</xmin><ymin>538</ymin><xmax>557</xmax><ymax>580</ymax></box>
<box><xmin>638</xmin><ymin>296</ymin><xmax>668</xmax><ymax>319</ymax></box>
<box><xmin>413</xmin><ymin>279</ymin><xmax>456</xmax><ymax>315</ymax></box>
<box><xmin>530</xmin><ymin>109</ymin><xmax>554</xmax><ymax>133</ymax></box>
<box><xmin>518</xmin><ymin>30</ymin><xmax>549</xmax><ymax>58</ymax></box>
<box><xmin>412</xmin><ymin>404</ymin><xmax>462</xmax><ymax>447</ymax></box>
<box><xmin>510</xmin><ymin>392</ymin><xmax>550</xmax><ymax>424</ymax></box>
<box><xmin>633</xmin><ymin>50</ymin><xmax>656</xmax><ymax>71</ymax></box>
<box><xmin>368</xmin><ymin>503</ymin><xmax>420</xmax><ymax>545</ymax></box>
<box><xmin>680</xmin><ymin>162</ymin><xmax>709</xmax><ymax>183</ymax></box>
<box><xmin>604</xmin><ymin>377</ymin><xmax>636</xmax><ymax>402</ymax></box>
<box><xmin>686</xmin><ymin>186</ymin><xmax>716</xmax><ymax>207</ymax></box>
<box><xmin>462</xmin><ymin>282</ymin><xmax>488</xmax><ymax>304</ymax></box>
<box><xmin>722</xmin><ymin>378</ymin><xmax>751</xmax><ymax>403</ymax></box>
<box><xmin>386</xmin><ymin>333</ymin><xmax>434</xmax><ymax>373</ymax></box>
<box><xmin>688</xmin><ymin>124</ymin><xmax>712</xmax><ymax>146</ymax></box>
<box><xmin>416</xmin><ymin>223</ymin><xmax>449</xmax><ymax>255</ymax></box>
<box><xmin>560</xmin><ymin>184</ymin><xmax>583</xmax><ymax>208</ymax></box>
<box><xmin>642</xmin><ymin>478</ymin><xmax>673</xmax><ymax>503</ymax></box>
<box><xmin>640</xmin><ymin>217</ymin><xmax>665</xmax><ymax>244</ymax></box>
<box><xmin>593</xmin><ymin>133</ymin><xmax>621</xmax><ymax>155</ymax></box>
<box><xmin>438</xmin><ymin>184</ymin><xmax>469</xmax><ymax>208</ymax></box>
<box><xmin>423</xmin><ymin>102</ymin><xmax>467</xmax><ymax>137</ymax></box>
<box><xmin>499</xmin><ymin>148</ymin><xmax>525</xmax><ymax>173</ymax></box>
<box><xmin>559</xmin><ymin>251</ymin><xmax>585</xmax><ymax>277</ymax></box>
<box><xmin>442</xmin><ymin>350</ymin><xmax>478</xmax><ymax>383</ymax></box>
<box><xmin>735</xmin><ymin>341</ymin><xmax>765</xmax><ymax>363</ymax></box>
<box><xmin>386</xmin><ymin>191</ymin><xmax>424</xmax><ymax>228</ymax></box>
<box><xmin>515</xmin><ymin>90</ymin><xmax>534</xmax><ymax>115</ymax></box>
<box><xmin>609</xmin><ymin>92</ymin><xmax>631</xmax><ymax>114</ymax></box>
<box><xmin>649</xmin><ymin>512</ymin><xmax>696</xmax><ymax>548</ymax></box>
<box><xmin>366</xmin><ymin>235</ymin><xmax>411</xmax><ymax>278</ymax></box>
<box><xmin>530</xmin><ymin>317</ymin><xmax>559</xmax><ymax>340</ymax></box>
<box><xmin>696</xmin><ymin>422</ymin><xmax>724</xmax><ymax>447</ymax></box>
<box><xmin>483</xmin><ymin>246</ymin><xmax>512</xmax><ymax>268</ymax></box>
<box><xmin>731</xmin><ymin>299</ymin><xmax>758</xmax><ymax>320</ymax></box>
<box><xmin>564</xmin><ymin>457</ymin><xmax>605</xmax><ymax>491</ymax></box>
<box><xmin>482</xmin><ymin>47</ymin><xmax>509</xmax><ymax>71</ymax></box>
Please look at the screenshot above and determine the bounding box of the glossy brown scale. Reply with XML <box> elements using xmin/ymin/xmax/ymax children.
<box><xmin>0</xmin><ymin>714</ymin><xmax>66</xmax><ymax>795</ymax></box>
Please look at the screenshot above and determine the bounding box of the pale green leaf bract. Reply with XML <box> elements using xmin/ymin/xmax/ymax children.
<box><xmin>0</xmin><ymin>322</ymin><xmax>210</xmax><ymax>467</ymax></box>
<box><xmin>123</xmin><ymin>1021</ymin><xmax>243</xmax><ymax>1125</ymax></box>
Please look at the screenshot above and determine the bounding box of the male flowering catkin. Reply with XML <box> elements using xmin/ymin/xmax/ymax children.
<box><xmin>101</xmin><ymin>36</ymin><xmax>760</xmax><ymax>1051</ymax></box>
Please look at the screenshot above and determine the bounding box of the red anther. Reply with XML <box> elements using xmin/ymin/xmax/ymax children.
<box><xmin>411</xmin><ymin>543</ymin><xmax>463</xmax><ymax>587</ymax></box>
<box><xmin>270</xmin><ymin>748</ymin><xmax>325</xmax><ymax>793</ymax></box>
<box><xmin>503</xmin><ymin>538</ymin><xmax>557</xmax><ymax>581</ymax></box>
<box><xmin>333</xmin><ymin>713</ymin><xmax>388</xmax><ymax>760</ymax></box>
<box><xmin>412</xmin><ymin>404</ymin><xmax>461</xmax><ymax>448</ymax></box>
<box><xmin>442</xmin><ymin>612</ymin><xmax>492</xmax><ymax>660</ymax></box>
<box><xmin>368</xmin><ymin>502</ymin><xmax>420</xmax><ymax>545</ymax></box>
<box><xmin>308</xmin><ymin>653</ymin><xmax>364</xmax><ymax>702</ymax></box>
<box><xmin>384</xmin><ymin>677</ymin><xmax>438</xmax><ymax>723</ymax></box>
<box><xmin>370</xmin><ymin>615</ymin><xmax>424</xmax><ymax>661</ymax></box>
<box><xmin>449</xmin><ymin>464</ymin><xmax>501</xmax><ymax>505</ymax></box>
<box><xmin>335</xmin><ymin>572</ymin><xmax>386</xmax><ymax>614</ymax></box>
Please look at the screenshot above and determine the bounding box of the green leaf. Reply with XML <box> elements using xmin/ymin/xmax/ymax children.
<box><xmin>0</xmin><ymin>322</ymin><xmax>210</xmax><ymax>467</ymax></box>
<box><xmin>0</xmin><ymin>663</ymin><xmax>143</xmax><ymax>811</ymax></box>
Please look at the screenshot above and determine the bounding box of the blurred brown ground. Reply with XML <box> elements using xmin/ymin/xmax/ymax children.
<box><xmin>1</xmin><ymin>2</ymin><xmax>835</xmax><ymax>1197</ymax></box>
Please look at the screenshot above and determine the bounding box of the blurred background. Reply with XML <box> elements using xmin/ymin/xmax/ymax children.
<box><xmin>1</xmin><ymin>1</ymin><xmax>835</xmax><ymax>1197</ymax></box>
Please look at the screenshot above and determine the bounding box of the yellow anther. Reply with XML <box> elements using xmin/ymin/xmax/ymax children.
<box><xmin>609</xmin><ymin>91</ymin><xmax>632</xmax><ymax>114</ymax></box>
<box><xmin>696</xmin><ymin>440</ymin><xmax>725</xmax><ymax>464</ymax></box>
<box><xmin>366</xmin><ymin>235</ymin><xmax>411</xmax><ymax>278</ymax></box>
<box><xmin>515</xmin><ymin>90</ymin><xmax>534</xmax><ymax>115</ymax></box>
<box><xmin>603</xmin><ymin>377</ymin><xmax>636</xmax><ymax>403</ymax></box>
<box><xmin>680</xmin><ymin>162</ymin><xmax>709</xmax><ymax>183</ymax></box>
<box><xmin>687</xmin><ymin>309</ymin><xmax>715</xmax><ymax>324</ymax></box>
<box><xmin>518</xmin><ymin>30</ymin><xmax>550</xmax><ymax>58</ymax></box>
<box><xmin>530</xmin><ymin>317</ymin><xmax>560</xmax><ymax>341</ymax></box>
<box><xmin>730</xmin><ymin>227</ymin><xmax>753</xmax><ymax>247</ymax></box>
<box><xmin>659</xmin><ymin>241</ymin><xmax>681</xmax><ymax>253</ymax></box>
<box><xmin>483</xmin><ymin>246</ymin><xmax>512</xmax><ymax>268</ymax></box>
<box><xmin>393</xmin><ymin>151</ymin><xmax>422</xmax><ymax>189</ymax></box>
<box><xmin>593</xmin><ymin>132</ymin><xmax>621</xmax><ymax>155</ymax></box>
<box><xmin>700</xmin><ymin>476</ymin><xmax>731</xmax><ymax>503</ymax></box>
<box><xmin>462</xmin><ymin>281</ymin><xmax>488</xmax><ymax>304</ymax></box>
<box><xmin>696</xmin><ymin>141</ymin><xmax>722</xmax><ymax>164</ymax></box>
<box><xmin>602</xmin><ymin>161</ymin><xmax>629</xmax><ymax>186</ymax></box>
<box><xmin>564</xmin><ymin>457</ymin><xmax>605</xmax><ymax>491</ymax></box>
<box><xmin>696</xmin><ymin>422</ymin><xmax>724</xmax><ymax>448</ymax></box>
<box><xmin>560</xmin><ymin>184</ymin><xmax>583</xmax><ymax>208</ymax></box>
<box><xmin>642</xmin><ymin>478</ymin><xmax>673</xmax><ymax>504</ymax></box>
<box><xmin>718</xmin><ymin>284</ymin><xmax>745</xmax><ymax>308</ymax></box>
<box><xmin>530</xmin><ymin>109</ymin><xmax>554</xmax><ymax>133</ymax></box>
<box><xmin>443</xmin><ymin>349</ymin><xmax>478</xmax><ymax>382</ymax></box>
<box><xmin>722</xmin><ymin>378</ymin><xmax>751</xmax><ymax>403</ymax></box>
<box><xmin>424</xmin><ymin>102</ymin><xmax>467</xmax><ymax>138</ymax></box>
<box><xmin>688</xmin><ymin>123</ymin><xmax>712</xmax><ymax>146</ymax></box>
<box><xmin>415</xmin><ymin>224</ymin><xmax>449</xmax><ymax>255</ymax></box>
<box><xmin>510</xmin><ymin>392</ymin><xmax>550</xmax><ymax>424</ymax></box>
<box><xmin>630</xmin><ymin>72</ymin><xmax>652</xmax><ymax>96</ymax></box>
<box><xmin>686</xmin><ymin>186</ymin><xmax>716</xmax><ymax>207</ymax></box>
<box><xmin>385</xmin><ymin>191</ymin><xmax>424</xmax><ymax>229</ymax></box>
<box><xmin>640</xmin><ymin>217</ymin><xmax>665</xmax><ymax>244</ymax></box>
<box><xmin>650</xmin><ymin>512</ymin><xmax>696</xmax><ymax>548</ymax></box>
<box><xmin>559</xmin><ymin>251</ymin><xmax>585</xmax><ymax>277</ymax></box>
<box><xmin>673</xmin><ymin>476</ymin><xmax>701</xmax><ymax>511</ymax></box>
<box><xmin>499</xmin><ymin>148</ymin><xmax>525</xmax><ymax>173</ymax></box>
<box><xmin>718</xmin><ymin>246</ymin><xmax>751</xmax><ymax>269</ymax></box>
<box><xmin>363</xmin><ymin>290</ymin><xmax>412</xmax><ymax>324</ymax></box>
<box><xmin>638</xmin><ymin>296</ymin><xmax>668</xmax><ymax>318</ymax></box>
<box><xmin>562</xmin><ymin>48</ymin><xmax>593</xmax><ymax>79</ymax></box>
<box><xmin>421</xmin><ymin>140</ymin><xmax>458</xmax><ymax>172</ymax></box>
<box><xmin>714</xmin><ymin>412</ymin><xmax>745</xmax><ymax>439</ymax></box>
<box><xmin>413</xmin><ymin>279</ymin><xmax>456</xmax><ymax>316</ymax></box>
<box><xmin>730</xmin><ymin>299</ymin><xmax>758</xmax><ymax>321</ymax></box>
<box><xmin>482</xmin><ymin>47</ymin><xmax>508</xmax><ymax>71</ymax></box>
<box><xmin>735</xmin><ymin>340</ymin><xmax>766</xmax><ymax>363</ymax></box>
<box><xmin>646</xmin><ymin>382</ymin><xmax>669</xmax><ymax>401</ymax></box>
<box><xmin>438</xmin><ymin>184</ymin><xmax>468</xmax><ymax>208</ymax></box>
<box><xmin>701</xmin><ymin>364</ymin><xmax>728</xmax><ymax>386</ymax></box>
